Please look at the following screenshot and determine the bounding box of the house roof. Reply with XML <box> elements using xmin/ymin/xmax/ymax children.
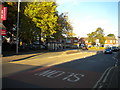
<box><xmin>105</xmin><ymin>36</ymin><xmax>117</xmax><ymax>40</ymax></box>
<box><xmin>80</xmin><ymin>36</ymin><xmax>117</xmax><ymax>40</ymax></box>
<box><xmin>80</xmin><ymin>37</ymin><xmax>88</xmax><ymax>40</ymax></box>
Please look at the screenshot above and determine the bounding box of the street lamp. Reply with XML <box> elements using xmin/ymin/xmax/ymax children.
<box><xmin>16</xmin><ymin>0</ymin><xmax>20</xmax><ymax>54</ymax></box>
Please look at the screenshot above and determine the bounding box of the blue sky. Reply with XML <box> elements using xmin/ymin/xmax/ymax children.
<box><xmin>56</xmin><ymin>0</ymin><xmax>118</xmax><ymax>38</ymax></box>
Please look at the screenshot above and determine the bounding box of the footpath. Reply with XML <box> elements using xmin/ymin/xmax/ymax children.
<box><xmin>2</xmin><ymin>49</ymin><xmax>81</xmax><ymax>63</ymax></box>
<box><xmin>2</xmin><ymin>49</ymin><xmax>97</xmax><ymax>77</ymax></box>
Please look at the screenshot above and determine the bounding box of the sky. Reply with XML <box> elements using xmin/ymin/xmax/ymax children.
<box><xmin>56</xmin><ymin>0</ymin><xmax>118</xmax><ymax>38</ymax></box>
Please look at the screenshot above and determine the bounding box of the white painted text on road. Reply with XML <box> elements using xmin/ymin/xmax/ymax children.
<box><xmin>34</xmin><ymin>69</ymin><xmax>85</xmax><ymax>82</ymax></box>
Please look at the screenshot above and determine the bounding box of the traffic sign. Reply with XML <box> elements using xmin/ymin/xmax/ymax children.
<box><xmin>1</xmin><ymin>7</ymin><xmax>7</xmax><ymax>21</ymax></box>
<box><xmin>0</xmin><ymin>30</ymin><xmax>6</xmax><ymax>36</ymax></box>
<box><xmin>0</xmin><ymin>23</ymin><xmax>6</xmax><ymax>36</ymax></box>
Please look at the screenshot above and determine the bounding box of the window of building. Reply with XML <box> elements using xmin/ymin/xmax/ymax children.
<box><xmin>66</xmin><ymin>40</ymin><xmax>71</xmax><ymax>43</ymax></box>
<box><xmin>85</xmin><ymin>41</ymin><xmax>88</xmax><ymax>43</ymax></box>
<box><xmin>74</xmin><ymin>40</ymin><xmax>78</xmax><ymax>43</ymax></box>
<box><xmin>110</xmin><ymin>40</ymin><xmax>112</xmax><ymax>43</ymax></box>
<box><xmin>105</xmin><ymin>40</ymin><xmax>107</xmax><ymax>43</ymax></box>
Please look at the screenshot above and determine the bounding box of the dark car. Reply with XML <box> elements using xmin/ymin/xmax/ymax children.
<box><xmin>33</xmin><ymin>44</ymin><xmax>47</xmax><ymax>50</ymax></box>
<box><xmin>81</xmin><ymin>46</ymin><xmax>88</xmax><ymax>50</ymax></box>
<box><xmin>103</xmin><ymin>48</ymin><xmax>112</xmax><ymax>54</ymax></box>
<box><xmin>111</xmin><ymin>46</ymin><xmax>119</xmax><ymax>52</ymax></box>
<box><xmin>19</xmin><ymin>44</ymin><xmax>37</xmax><ymax>51</ymax></box>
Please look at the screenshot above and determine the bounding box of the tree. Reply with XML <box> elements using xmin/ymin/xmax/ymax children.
<box><xmin>107</xmin><ymin>34</ymin><xmax>115</xmax><ymax>38</ymax></box>
<box><xmin>87</xmin><ymin>32</ymin><xmax>97</xmax><ymax>45</ymax></box>
<box><xmin>61</xmin><ymin>13</ymin><xmax>73</xmax><ymax>38</ymax></box>
<box><xmin>19</xmin><ymin>2</ymin><xmax>37</xmax><ymax>44</ymax></box>
<box><xmin>3</xmin><ymin>2</ymin><xmax>37</xmax><ymax>44</ymax></box>
<box><xmin>95</xmin><ymin>27</ymin><xmax>106</xmax><ymax>44</ymax></box>
<box><xmin>3</xmin><ymin>2</ymin><xmax>18</xmax><ymax>42</ymax></box>
<box><xmin>24</xmin><ymin>1</ymin><xmax>58</xmax><ymax>42</ymax></box>
<box><xmin>52</xmin><ymin>12</ymin><xmax>74</xmax><ymax>41</ymax></box>
<box><xmin>3</xmin><ymin>1</ymin><xmax>74</xmax><ymax>45</ymax></box>
<box><xmin>87</xmin><ymin>27</ymin><xmax>106</xmax><ymax>45</ymax></box>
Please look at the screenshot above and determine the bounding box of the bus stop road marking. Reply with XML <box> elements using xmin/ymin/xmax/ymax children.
<box><xmin>6</xmin><ymin>67</ymin><xmax>102</xmax><ymax>88</ymax></box>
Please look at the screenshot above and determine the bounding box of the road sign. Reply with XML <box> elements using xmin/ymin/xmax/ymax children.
<box><xmin>1</xmin><ymin>7</ymin><xmax>7</xmax><ymax>21</ymax></box>
<box><xmin>0</xmin><ymin>30</ymin><xmax>6</xmax><ymax>36</ymax></box>
<box><xmin>0</xmin><ymin>23</ymin><xmax>6</xmax><ymax>36</ymax></box>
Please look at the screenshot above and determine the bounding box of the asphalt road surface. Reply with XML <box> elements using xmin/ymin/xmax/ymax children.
<box><xmin>2</xmin><ymin>51</ymin><xmax>117</xmax><ymax>88</ymax></box>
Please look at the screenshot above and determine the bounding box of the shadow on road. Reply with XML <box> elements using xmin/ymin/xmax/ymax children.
<box><xmin>2</xmin><ymin>51</ymin><xmax>119</xmax><ymax>88</ymax></box>
<box><xmin>2</xmin><ymin>49</ymin><xmax>78</xmax><ymax>57</ymax></box>
<box><xmin>2</xmin><ymin>50</ymin><xmax>48</xmax><ymax>57</ymax></box>
<box><xmin>11</xmin><ymin>54</ymin><xmax>43</xmax><ymax>62</ymax></box>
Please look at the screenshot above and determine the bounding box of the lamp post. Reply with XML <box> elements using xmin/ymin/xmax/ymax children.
<box><xmin>16</xmin><ymin>0</ymin><xmax>20</xmax><ymax>54</ymax></box>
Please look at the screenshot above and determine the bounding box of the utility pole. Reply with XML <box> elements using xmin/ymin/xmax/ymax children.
<box><xmin>16</xmin><ymin>0</ymin><xmax>20</xmax><ymax>54</ymax></box>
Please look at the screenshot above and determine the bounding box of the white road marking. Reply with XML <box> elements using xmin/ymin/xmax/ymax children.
<box><xmin>112</xmin><ymin>56</ymin><xmax>118</xmax><ymax>67</ymax></box>
<box><xmin>94</xmin><ymin>67</ymin><xmax>115</xmax><ymax>88</ymax></box>
<box><xmin>47</xmin><ymin>71</ymin><xmax>65</xmax><ymax>78</ymax></box>
<box><xmin>112</xmin><ymin>57</ymin><xmax>116</xmax><ymax>60</ymax></box>
<box><xmin>63</xmin><ymin>73</ymin><xmax>85</xmax><ymax>82</ymax></box>
<box><xmin>115</xmin><ymin>62</ymin><xmax>118</xmax><ymax>67</ymax></box>
<box><xmin>34</xmin><ymin>69</ymin><xmax>52</xmax><ymax>76</ymax></box>
<box><xmin>34</xmin><ymin>69</ymin><xmax>85</xmax><ymax>83</ymax></box>
<box><xmin>102</xmin><ymin>67</ymin><xmax>114</xmax><ymax>83</ymax></box>
<box><xmin>93</xmin><ymin>67</ymin><xmax>111</xmax><ymax>88</ymax></box>
<box><xmin>115</xmin><ymin>64</ymin><xmax>117</xmax><ymax>67</ymax></box>
<box><xmin>62</xmin><ymin>73</ymin><xmax>75</xmax><ymax>80</ymax></box>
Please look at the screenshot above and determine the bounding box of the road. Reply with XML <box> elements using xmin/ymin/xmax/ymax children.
<box><xmin>2</xmin><ymin>50</ymin><xmax>118</xmax><ymax>88</ymax></box>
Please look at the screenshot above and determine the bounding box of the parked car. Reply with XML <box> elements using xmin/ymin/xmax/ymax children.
<box><xmin>103</xmin><ymin>48</ymin><xmax>112</xmax><ymax>54</ymax></box>
<box><xmin>19</xmin><ymin>44</ymin><xmax>37</xmax><ymax>51</ymax></box>
<box><xmin>33</xmin><ymin>44</ymin><xmax>47</xmax><ymax>50</ymax></box>
<box><xmin>111</xmin><ymin>46</ymin><xmax>119</xmax><ymax>52</ymax></box>
<box><xmin>82</xmin><ymin>46</ymin><xmax>88</xmax><ymax>50</ymax></box>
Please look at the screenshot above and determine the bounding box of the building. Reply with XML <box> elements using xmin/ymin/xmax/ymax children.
<box><xmin>118</xmin><ymin>36</ymin><xmax>120</xmax><ymax>46</ymax></box>
<box><xmin>79</xmin><ymin>37</ymin><xmax>91</xmax><ymax>47</ymax></box>
<box><xmin>104</xmin><ymin>36</ymin><xmax>118</xmax><ymax>47</ymax></box>
<box><xmin>79</xmin><ymin>36</ymin><xmax>118</xmax><ymax>47</ymax></box>
<box><xmin>65</xmin><ymin>37</ymin><xmax>79</xmax><ymax>48</ymax></box>
<box><xmin>118</xmin><ymin>33</ymin><xmax>120</xmax><ymax>46</ymax></box>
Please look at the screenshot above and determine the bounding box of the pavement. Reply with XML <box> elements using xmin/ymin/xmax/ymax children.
<box><xmin>2</xmin><ymin>49</ymin><xmax>81</xmax><ymax>63</ymax></box>
<box><xmin>3</xmin><ymin>49</ymin><xmax>97</xmax><ymax>77</ymax></box>
<box><xmin>2</xmin><ymin>49</ymin><xmax>98</xmax><ymax>63</ymax></box>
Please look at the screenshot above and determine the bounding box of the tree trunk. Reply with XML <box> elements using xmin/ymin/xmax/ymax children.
<box><xmin>38</xmin><ymin>28</ymin><xmax>42</xmax><ymax>49</ymax></box>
